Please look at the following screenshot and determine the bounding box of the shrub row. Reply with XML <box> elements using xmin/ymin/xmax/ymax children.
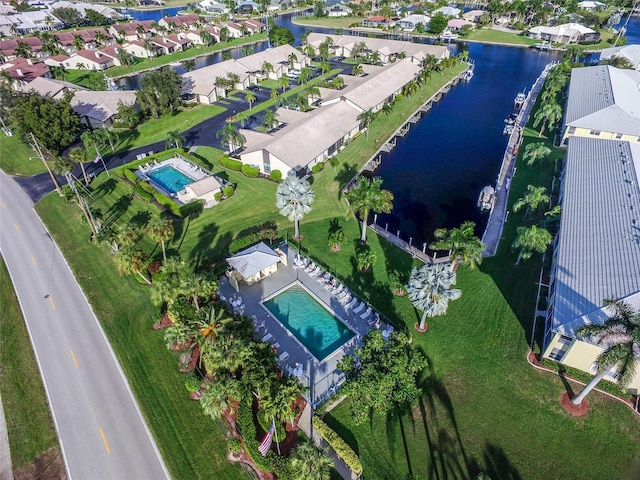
<box><xmin>241</xmin><ymin>164</ymin><xmax>260</xmax><ymax>177</ymax></box>
<box><xmin>313</xmin><ymin>416</ymin><xmax>363</xmax><ymax>476</ymax></box>
<box><xmin>220</xmin><ymin>157</ymin><xmax>243</xmax><ymax>171</ymax></box>
<box><xmin>228</xmin><ymin>227</ymin><xmax>278</xmax><ymax>254</ymax></box>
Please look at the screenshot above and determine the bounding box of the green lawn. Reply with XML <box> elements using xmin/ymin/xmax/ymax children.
<box><xmin>465</xmin><ymin>28</ymin><xmax>539</xmax><ymax>46</ymax></box>
<box><xmin>0</xmin><ymin>133</ymin><xmax>47</xmax><ymax>176</ymax></box>
<box><xmin>293</xmin><ymin>16</ymin><xmax>366</xmax><ymax>29</ymax></box>
<box><xmin>30</xmin><ymin>61</ymin><xmax>640</xmax><ymax>480</ymax></box>
<box><xmin>0</xmin><ymin>259</ymin><xmax>60</xmax><ymax>468</ymax></box>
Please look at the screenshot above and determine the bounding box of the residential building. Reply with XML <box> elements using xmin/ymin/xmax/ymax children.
<box><xmin>158</xmin><ymin>14</ymin><xmax>201</xmax><ymax>31</ymax></box>
<box><xmin>432</xmin><ymin>6</ymin><xmax>461</xmax><ymax>18</ymax></box>
<box><xmin>599</xmin><ymin>44</ymin><xmax>640</xmax><ymax>70</ymax></box>
<box><xmin>462</xmin><ymin>9</ymin><xmax>485</xmax><ymax>22</ymax></box>
<box><xmin>527</xmin><ymin>22</ymin><xmax>600</xmax><ymax>44</ymax></box>
<box><xmin>122</xmin><ymin>39</ymin><xmax>160</xmax><ymax>58</ymax></box>
<box><xmin>70</xmin><ymin>90</ymin><xmax>137</xmax><ymax>129</ymax></box>
<box><xmin>360</xmin><ymin>16</ymin><xmax>393</xmax><ymax>28</ymax></box>
<box><xmin>109</xmin><ymin>21</ymin><xmax>154</xmax><ymax>42</ymax></box>
<box><xmin>239</xmin><ymin>18</ymin><xmax>265</xmax><ymax>34</ymax></box>
<box><xmin>0</xmin><ymin>11</ymin><xmax>63</xmax><ymax>36</ymax></box>
<box><xmin>447</xmin><ymin>18</ymin><xmax>474</xmax><ymax>32</ymax></box>
<box><xmin>0</xmin><ymin>37</ymin><xmax>44</xmax><ymax>61</ymax></box>
<box><xmin>18</xmin><ymin>76</ymin><xmax>85</xmax><ymax>99</ymax></box>
<box><xmin>577</xmin><ymin>0</ymin><xmax>605</xmax><ymax>11</ymax></box>
<box><xmin>542</xmin><ymin>137</ymin><xmax>640</xmax><ymax>394</ymax></box>
<box><xmin>0</xmin><ymin>57</ymin><xmax>50</xmax><ymax>87</ymax></box>
<box><xmin>561</xmin><ymin>65</ymin><xmax>640</xmax><ymax>145</ymax></box>
<box><xmin>324</xmin><ymin>4</ymin><xmax>352</xmax><ymax>17</ymax></box>
<box><xmin>47</xmin><ymin>1</ymin><xmax>122</xmax><ymax>20</ymax></box>
<box><xmin>182</xmin><ymin>58</ymin><xmax>251</xmax><ymax>104</ymax></box>
<box><xmin>198</xmin><ymin>0</ymin><xmax>229</xmax><ymax>15</ymax></box>
<box><xmin>63</xmin><ymin>49</ymin><xmax>115</xmax><ymax>70</ymax></box>
<box><xmin>395</xmin><ymin>14</ymin><xmax>429</xmax><ymax>31</ymax></box>
<box><xmin>235</xmin><ymin>44</ymin><xmax>309</xmax><ymax>80</ymax></box>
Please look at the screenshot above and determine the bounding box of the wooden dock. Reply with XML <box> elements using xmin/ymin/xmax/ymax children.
<box><xmin>481</xmin><ymin>62</ymin><xmax>558</xmax><ymax>257</ymax></box>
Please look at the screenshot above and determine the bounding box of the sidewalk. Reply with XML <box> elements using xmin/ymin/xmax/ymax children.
<box><xmin>0</xmin><ymin>393</ymin><xmax>14</xmax><ymax>480</ymax></box>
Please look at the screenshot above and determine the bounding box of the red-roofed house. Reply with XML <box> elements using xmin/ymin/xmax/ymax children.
<box><xmin>360</xmin><ymin>16</ymin><xmax>393</xmax><ymax>28</ymax></box>
<box><xmin>158</xmin><ymin>14</ymin><xmax>200</xmax><ymax>31</ymax></box>
<box><xmin>447</xmin><ymin>18</ymin><xmax>474</xmax><ymax>32</ymax></box>
<box><xmin>149</xmin><ymin>34</ymin><xmax>191</xmax><ymax>54</ymax></box>
<box><xmin>0</xmin><ymin>57</ymin><xmax>50</xmax><ymax>88</ymax></box>
<box><xmin>0</xmin><ymin>37</ymin><xmax>44</xmax><ymax>61</ymax></box>
<box><xmin>122</xmin><ymin>39</ymin><xmax>160</xmax><ymax>58</ymax></box>
<box><xmin>185</xmin><ymin>26</ymin><xmax>221</xmax><ymax>45</ymax></box>
<box><xmin>43</xmin><ymin>54</ymin><xmax>70</xmax><ymax>67</ymax></box>
<box><xmin>109</xmin><ymin>21</ymin><xmax>154</xmax><ymax>42</ymax></box>
<box><xmin>224</xmin><ymin>21</ymin><xmax>244</xmax><ymax>38</ymax></box>
<box><xmin>64</xmin><ymin>49</ymin><xmax>115</xmax><ymax>70</ymax></box>
<box><xmin>239</xmin><ymin>19</ymin><xmax>265</xmax><ymax>34</ymax></box>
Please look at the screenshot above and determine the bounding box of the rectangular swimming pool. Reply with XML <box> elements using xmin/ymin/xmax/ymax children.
<box><xmin>263</xmin><ymin>284</ymin><xmax>354</xmax><ymax>361</ymax></box>
<box><xmin>147</xmin><ymin>165</ymin><xmax>194</xmax><ymax>194</ymax></box>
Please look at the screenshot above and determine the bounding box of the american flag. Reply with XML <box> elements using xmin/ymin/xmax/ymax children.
<box><xmin>258</xmin><ymin>420</ymin><xmax>275</xmax><ymax>456</ymax></box>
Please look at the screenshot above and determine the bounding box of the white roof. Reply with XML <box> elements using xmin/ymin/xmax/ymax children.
<box><xmin>226</xmin><ymin>241</ymin><xmax>280</xmax><ymax>279</ymax></box>
<box><xmin>20</xmin><ymin>76</ymin><xmax>84</xmax><ymax>97</ymax></box>
<box><xmin>182</xmin><ymin>59</ymin><xmax>249</xmax><ymax>96</ymax></box>
<box><xmin>432</xmin><ymin>6</ymin><xmax>461</xmax><ymax>17</ymax></box>
<box><xmin>235</xmin><ymin>44</ymin><xmax>303</xmax><ymax>72</ymax></box>
<box><xmin>70</xmin><ymin>90</ymin><xmax>136</xmax><ymax>121</ymax></box>
<box><xmin>529</xmin><ymin>22</ymin><xmax>596</xmax><ymax>36</ymax></box>
<box><xmin>599</xmin><ymin>44</ymin><xmax>640</xmax><ymax>70</ymax></box>
<box><xmin>578</xmin><ymin>1</ymin><xmax>604</xmax><ymax>7</ymax></box>
<box><xmin>186</xmin><ymin>176</ymin><xmax>222</xmax><ymax>196</ymax></box>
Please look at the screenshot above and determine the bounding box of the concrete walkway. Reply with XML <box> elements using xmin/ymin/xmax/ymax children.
<box><xmin>0</xmin><ymin>393</ymin><xmax>14</xmax><ymax>480</ymax></box>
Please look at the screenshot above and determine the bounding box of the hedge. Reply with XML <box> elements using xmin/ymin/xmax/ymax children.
<box><xmin>214</xmin><ymin>191</ymin><xmax>223</xmax><ymax>202</ymax></box>
<box><xmin>223</xmin><ymin>185</ymin><xmax>235</xmax><ymax>198</ymax></box>
<box><xmin>220</xmin><ymin>157</ymin><xmax>243</xmax><ymax>171</ymax></box>
<box><xmin>311</xmin><ymin>162</ymin><xmax>325</xmax><ymax>174</ymax></box>
<box><xmin>313</xmin><ymin>416</ymin><xmax>363</xmax><ymax>476</ymax></box>
<box><xmin>228</xmin><ymin>227</ymin><xmax>278</xmax><ymax>254</ymax></box>
<box><xmin>241</xmin><ymin>164</ymin><xmax>260</xmax><ymax>177</ymax></box>
<box><xmin>269</xmin><ymin>170</ymin><xmax>282</xmax><ymax>182</ymax></box>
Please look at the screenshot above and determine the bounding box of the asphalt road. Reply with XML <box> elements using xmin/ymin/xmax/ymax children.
<box><xmin>0</xmin><ymin>170</ymin><xmax>170</xmax><ymax>480</ymax></box>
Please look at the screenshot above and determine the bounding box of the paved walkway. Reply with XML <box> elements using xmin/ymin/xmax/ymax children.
<box><xmin>0</xmin><ymin>393</ymin><xmax>13</xmax><ymax>480</ymax></box>
<box><xmin>481</xmin><ymin>62</ymin><xmax>557</xmax><ymax>256</ymax></box>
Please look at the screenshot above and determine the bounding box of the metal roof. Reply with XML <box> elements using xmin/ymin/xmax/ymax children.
<box><xmin>552</xmin><ymin>138</ymin><xmax>640</xmax><ymax>337</ymax></box>
<box><xmin>226</xmin><ymin>241</ymin><xmax>280</xmax><ymax>279</ymax></box>
<box><xmin>564</xmin><ymin>65</ymin><xmax>640</xmax><ymax>136</ymax></box>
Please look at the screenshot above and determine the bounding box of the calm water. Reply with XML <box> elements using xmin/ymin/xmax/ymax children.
<box><xmin>120</xmin><ymin>6</ymin><xmax>182</xmax><ymax>21</ymax></box>
<box><xmin>147</xmin><ymin>165</ymin><xmax>194</xmax><ymax>193</ymax></box>
<box><xmin>264</xmin><ymin>285</ymin><xmax>354</xmax><ymax>360</ymax></box>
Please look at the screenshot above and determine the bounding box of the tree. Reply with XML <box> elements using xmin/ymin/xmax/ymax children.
<box><xmin>358</xmin><ymin>109</ymin><xmax>375</xmax><ymax>139</ymax></box>
<box><xmin>165</xmin><ymin>130</ymin><xmax>183</xmax><ymax>150</ymax></box>
<box><xmin>268</xmin><ymin>25</ymin><xmax>294</xmax><ymax>46</ymax></box>
<box><xmin>69</xmin><ymin>147</ymin><xmax>90</xmax><ymax>185</ymax></box>
<box><xmin>338</xmin><ymin>330</ymin><xmax>427</xmax><ymax>424</ymax></box>
<box><xmin>276</xmin><ymin>173</ymin><xmax>315</xmax><ymax>240</ymax></box>
<box><xmin>298</xmin><ymin>67</ymin><xmax>313</xmax><ymax>84</ymax></box>
<box><xmin>179</xmin><ymin>273</ymin><xmax>216</xmax><ymax>311</ymax></box>
<box><xmin>570</xmin><ymin>299</ymin><xmax>640</xmax><ymax>406</ymax></box>
<box><xmin>181</xmin><ymin>59</ymin><xmax>196</xmax><ymax>72</ymax></box>
<box><xmin>356</xmin><ymin>248</ymin><xmax>376</xmax><ymax>271</ymax></box>
<box><xmin>261</xmin><ymin>376</ymin><xmax>305</xmax><ymax>426</ymax></box>
<box><xmin>512</xmin><ymin>185</ymin><xmax>549</xmax><ymax>218</ymax></box>
<box><xmin>407</xmin><ymin>263</ymin><xmax>462</xmax><ymax>331</ymax></box>
<box><xmin>200</xmin><ymin>379</ymin><xmax>232</xmax><ymax>420</ymax></box>
<box><xmin>245</xmin><ymin>90</ymin><xmax>256</xmax><ymax>110</ymax></box>
<box><xmin>14</xmin><ymin>41</ymin><xmax>33</xmax><ymax>59</ymax></box>
<box><xmin>512</xmin><ymin>225</ymin><xmax>552</xmax><ymax>265</ymax></box>
<box><xmin>290</xmin><ymin>440</ymin><xmax>333</xmax><ymax>480</ymax></box>
<box><xmin>147</xmin><ymin>216</ymin><xmax>174</xmax><ymax>262</ymax></box>
<box><xmin>351</xmin><ymin>63</ymin><xmax>364</xmax><ymax>76</ymax></box>
<box><xmin>94</xmin><ymin>127</ymin><xmax>117</xmax><ymax>152</ymax></box>
<box><xmin>367</xmin><ymin>50</ymin><xmax>381</xmax><ymax>65</ymax></box>
<box><xmin>287</xmin><ymin>52</ymin><xmax>298</xmax><ymax>68</ymax></box>
<box><xmin>217</xmin><ymin>122</ymin><xmax>245</xmax><ymax>153</ymax></box>
<box><xmin>115</xmin><ymin>247</ymin><xmax>151</xmax><ymax>284</ymax></box>
<box><xmin>136</xmin><ymin>68</ymin><xmax>183</xmax><ymax>119</ymax></box>
<box><xmin>10</xmin><ymin>93</ymin><xmax>80</xmax><ymax>154</ymax></box>
<box><xmin>523</xmin><ymin>142</ymin><xmax>551</xmax><ymax>166</ymax></box>
<box><xmin>328</xmin><ymin>229</ymin><xmax>345</xmax><ymax>252</ymax></box>
<box><xmin>278</xmin><ymin>75</ymin><xmax>290</xmax><ymax>92</ymax></box>
<box><xmin>261</xmin><ymin>61</ymin><xmax>274</xmax><ymax>76</ymax></box>
<box><xmin>199</xmin><ymin>28</ymin><xmax>213</xmax><ymax>46</ymax></box>
<box><xmin>429</xmin><ymin>12</ymin><xmax>448</xmax><ymax>34</ymax></box>
<box><xmin>242</xmin><ymin>44</ymin><xmax>254</xmax><ymax>57</ymax></box>
<box><xmin>429</xmin><ymin>221</ymin><xmax>484</xmax><ymax>271</ymax></box>
<box><xmin>382</xmin><ymin>103</ymin><xmax>393</xmax><ymax>116</ymax></box>
<box><xmin>601</xmin><ymin>55</ymin><xmax>634</xmax><ymax>69</ymax></box>
<box><xmin>52</xmin><ymin>7</ymin><xmax>83</xmax><ymax>27</ymax></box>
<box><xmin>533</xmin><ymin>101</ymin><xmax>562</xmax><ymax>138</ymax></box>
<box><xmin>347</xmin><ymin>176</ymin><xmax>393</xmax><ymax>243</ymax></box>
<box><xmin>73</xmin><ymin>34</ymin><xmax>85</xmax><ymax>52</ymax></box>
<box><xmin>263</xmin><ymin>109</ymin><xmax>277</xmax><ymax>131</ymax></box>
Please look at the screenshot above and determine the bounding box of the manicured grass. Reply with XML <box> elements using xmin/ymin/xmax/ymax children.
<box><xmin>465</xmin><ymin>28</ymin><xmax>539</xmax><ymax>46</ymax></box>
<box><xmin>0</xmin><ymin>258</ymin><xmax>60</xmax><ymax>467</ymax></box>
<box><xmin>293</xmin><ymin>16</ymin><xmax>366</xmax><ymax>29</ymax></box>
<box><xmin>0</xmin><ymin>133</ymin><xmax>47</xmax><ymax>176</ymax></box>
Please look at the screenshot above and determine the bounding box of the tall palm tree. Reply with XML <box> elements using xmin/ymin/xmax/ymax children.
<box><xmin>199</xmin><ymin>28</ymin><xmax>212</xmax><ymax>46</ymax></box>
<box><xmin>570</xmin><ymin>299</ymin><xmax>640</xmax><ymax>406</ymax></box>
<box><xmin>69</xmin><ymin>146</ymin><xmax>90</xmax><ymax>185</ymax></box>
<box><xmin>347</xmin><ymin>176</ymin><xmax>393</xmax><ymax>243</ymax></box>
<box><xmin>429</xmin><ymin>221</ymin><xmax>484</xmax><ymax>271</ymax></box>
<box><xmin>304</xmin><ymin>84</ymin><xmax>320</xmax><ymax>103</ymax></box>
<box><xmin>179</xmin><ymin>273</ymin><xmax>216</xmax><ymax>311</ymax></box>
<box><xmin>200</xmin><ymin>379</ymin><xmax>231</xmax><ymax>420</ymax></box>
<box><xmin>358</xmin><ymin>109</ymin><xmax>376</xmax><ymax>139</ymax></box>
<box><xmin>512</xmin><ymin>185</ymin><xmax>549</xmax><ymax>218</ymax></box>
<box><xmin>533</xmin><ymin>101</ymin><xmax>562</xmax><ymax>138</ymax></box>
<box><xmin>261</xmin><ymin>377</ymin><xmax>305</xmax><ymax>426</ymax></box>
<box><xmin>216</xmin><ymin>123</ymin><xmax>244</xmax><ymax>153</ymax></box>
<box><xmin>278</xmin><ymin>75</ymin><xmax>290</xmax><ymax>92</ymax></box>
<box><xmin>94</xmin><ymin>128</ymin><xmax>117</xmax><ymax>152</ymax></box>
<box><xmin>287</xmin><ymin>52</ymin><xmax>297</xmax><ymax>68</ymax></box>
<box><xmin>381</xmin><ymin>103</ymin><xmax>393</xmax><ymax>117</ymax></box>
<box><xmin>351</xmin><ymin>63</ymin><xmax>364</xmax><ymax>77</ymax></box>
<box><xmin>512</xmin><ymin>225</ymin><xmax>552</xmax><ymax>265</ymax></box>
<box><xmin>261</xmin><ymin>61</ymin><xmax>273</xmax><ymax>76</ymax></box>
<box><xmin>523</xmin><ymin>142</ymin><xmax>551</xmax><ymax>166</ymax></box>
<box><xmin>196</xmin><ymin>305</ymin><xmax>235</xmax><ymax>358</ymax></box>
<box><xmin>298</xmin><ymin>67</ymin><xmax>312</xmax><ymax>84</ymax></box>
<box><xmin>301</xmin><ymin>44</ymin><xmax>315</xmax><ymax>59</ymax></box>
<box><xmin>290</xmin><ymin>440</ymin><xmax>333</xmax><ymax>480</ymax></box>
<box><xmin>147</xmin><ymin>216</ymin><xmax>174</xmax><ymax>262</ymax></box>
<box><xmin>263</xmin><ymin>109</ymin><xmax>277</xmax><ymax>131</ymax></box>
<box><xmin>367</xmin><ymin>50</ymin><xmax>381</xmax><ymax>65</ymax></box>
<box><xmin>407</xmin><ymin>263</ymin><xmax>461</xmax><ymax>332</ymax></box>
<box><xmin>165</xmin><ymin>130</ymin><xmax>183</xmax><ymax>150</ymax></box>
<box><xmin>276</xmin><ymin>173</ymin><xmax>315</xmax><ymax>240</ymax></box>
<box><xmin>245</xmin><ymin>90</ymin><xmax>256</xmax><ymax>110</ymax></box>
<box><xmin>115</xmin><ymin>247</ymin><xmax>151</xmax><ymax>284</ymax></box>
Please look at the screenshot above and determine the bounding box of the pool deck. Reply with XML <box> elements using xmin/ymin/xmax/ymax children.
<box><xmin>219</xmin><ymin>243</ymin><xmax>393</xmax><ymax>408</ymax></box>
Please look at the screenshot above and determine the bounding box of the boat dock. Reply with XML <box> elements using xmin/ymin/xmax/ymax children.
<box><xmin>481</xmin><ymin>62</ymin><xmax>558</xmax><ymax>257</ymax></box>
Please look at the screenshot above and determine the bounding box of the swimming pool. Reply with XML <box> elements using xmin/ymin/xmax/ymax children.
<box><xmin>263</xmin><ymin>284</ymin><xmax>354</xmax><ymax>361</ymax></box>
<box><xmin>147</xmin><ymin>166</ymin><xmax>194</xmax><ymax>194</ymax></box>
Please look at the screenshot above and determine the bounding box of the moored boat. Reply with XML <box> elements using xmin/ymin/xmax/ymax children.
<box><xmin>514</xmin><ymin>91</ymin><xmax>526</xmax><ymax>110</ymax></box>
<box><xmin>477</xmin><ymin>185</ymin><xmax>496</xmax><ymax>212</ymax></box>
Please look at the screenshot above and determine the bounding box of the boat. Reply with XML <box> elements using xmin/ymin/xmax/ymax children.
<box><xmin>504</xmin><ymin>113</ymin><xmax>517</xmax><ymax>125</ymax></box>
<box><xmin>464</xmin><ymin>69</ymin><xmax>474</xmax><ymax>81</ymax></box>
<box><xmin>503</xmin><ymin>124</ymin><xmax>514</xmax><ymax>136</ymax></box>
<box><xmin>477</xmin><ymin>186</ymin><xmax>496</xmax><ymax>212</ymax></box>
<box><xmin>513</xmin><ymin>91</ymin><xmax>526</xmax><ymax>111</ymax></box>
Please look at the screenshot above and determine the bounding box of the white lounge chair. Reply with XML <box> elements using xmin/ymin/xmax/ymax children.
<box><xmin>353</xmin><ymin>302</ymin><xmax>366</xmax><ymax>314</ymax></box>
<box><xmin>332</xmin><ymin>284</ymin><xmax>344</xmax><ymax>295</ymax></box>
<box><xmin>338</xmin><ymin>293</ymin><xmax>351</xmax><ymax>305</ymax></box>
<box><xmin>346</xmin><ymin>297</ymin><xmax>358</xmax><ymax>309</ymax></box>
<box><xmin>278</xmin><ymin>351</ymin><xmax>289</xmax><ymax>362</ymax></box>
<box><xmin>360</xmin><ymin>307</ymin><xmax>372</xmax><ymax>320</ymax></box>
<box><xmin>262</xmin><ymin>333</ymin><xmax>273</xmax><ymax>342</ymax></box>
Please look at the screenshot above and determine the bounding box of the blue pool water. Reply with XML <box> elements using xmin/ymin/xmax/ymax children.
<box><xmin>264</xmin><ymin>285</ymin><xmax>354</xmax><ymax>361</ymax></box>
<box><xmin>147</xmin><ymin>166</ymin><xmax>194</xmax><ymax>194</ymax></box>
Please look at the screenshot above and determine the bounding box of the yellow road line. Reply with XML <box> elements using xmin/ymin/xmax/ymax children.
<box><xmin>31</xmin><ymin>255</ymin><xmax>37</xmax><ymax>265</ymax></box>
<box><xmin>14</xmin><ymin>223</ymin><xmax>20</xmax><ymax>232</ymax></box>
<box><xmin>70</xmin><ymin>350</ymin><xmax>79</xmax><ymax>368</ymax></box>
<box><xmin>99</xmin><ymin>428</ymin><xmax>111</xmax><ymax>454</ymax></box>
<box><xmin>48</xmin><ymin>295</ymin><xmax>56</xmax><ymax>310</ymax></box>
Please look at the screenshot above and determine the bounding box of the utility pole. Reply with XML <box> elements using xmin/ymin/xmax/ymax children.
<box><xmin>65</xmin><ymin>172</ymin><xmax>99</xmax><ymax>236</ymax></box>
<box><xmin>30</xmin><ymin>132</ymin><xmax>64</xmax><ymax>196</ymax></box>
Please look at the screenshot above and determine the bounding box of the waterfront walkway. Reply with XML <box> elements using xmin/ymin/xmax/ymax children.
<box><xmin>481</xmin><ymin>62</ymin><xmax>557</xmax><ymax>257</ymax></box>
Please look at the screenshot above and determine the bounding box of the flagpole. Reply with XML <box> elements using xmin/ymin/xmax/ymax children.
<box><xmin>273</xmin><ymin>417</ymin><xmax>281</xmax><ymax>455</ymax></box>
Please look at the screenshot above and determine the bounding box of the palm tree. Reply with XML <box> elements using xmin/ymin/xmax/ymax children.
<box><xmin>358</xmin><ymin>109</ymin><xmax>376</xmax><ymax>139</ymax></box>
<box><xmin>407</xmin><ymin>263</ymin><xmax>462</xmax><ymax>332</ymax></box>
<box><xmin>290</xmin><ymin>440</ymin><xmax>333</xmax><ymax>480</ymax></box>
<box><xmin>570</xmin><ymin>299</ymin><xmax>640</xmax><ymax>406</ymax></box>
<box><xmin>296</xmin><ymin>94</ymin><xmax>309</xmax><ymax>112</ymax></box>
<box><xmin>304</xmin><ymin>84</ymin><xmax>320</xmax><ymax>103</ymax></box>
<box><xmin>429</xmin><ymin>221</ymin><xmax>484</xmax><ymax>271</ymax></box>
<box><xmin>216</xmin><ymin>123</ymin><xmax>244</xmax><ymax>153</ymax></box>
<box><xmin>179</xmin><ymin>273</ymin><xmax>216</xmax><ymax>311</ymax></box>
<box><xmin>403</xmin><ymin>80</ymin><xmax>418</xmax><ymax>97</ymax></box>
<box><xmin>261</xmin><ymin>377</ymin><xmax>305</xmax><ymax>426</ymax></box>
<box><xmin>287</xmin><ymin>52</ymin><xmax>298</xmax><ymax>68</ymax></box>
<box><xmin>347</xmin><ymin>176</ymin><xmax>393</xmax><ymax>243</ymax></box>
<box><xmin>263</xmin><ymin>109</ymin><xmax>277</xmax><ymax>131</ymax></box>
<box><xmin>242</xmin><ymin>44</ymin><xmax>253</xmax><ymax>56</ymax></box>
<box><xmin>199</xmin><ymin>28</ymin><xmax>212</xmax><ymax>46</ymax></box>
<box><xmin>278</xmin><ymin>75</ymin><xmax>290</xmax><ymax>92</ymax></box>
<box><xmin>181</xmin><ymin>59</ymin><xmax>196</xmax><ymax>72</ymax></box>
<box><xmin>245</xmin><ymin>90</ymin><xmax>256</xmax><ymax>110</ymax></box>
<box><xmin>147</xmin><ymin>216</ymin><xmax>174</xmax><ymax>262</ymax></box>
<box><xmin>276</xmin><ymin>173</ymin><xmax>315</xmax><ymax>240</ymax></box>
<box><xmin>200</xmin><ymin>380</ymin><xmax>231</xmax><ymax>420</ymax></box>
<box><xmin>94</xmin><ymin>128</ymin><xmax>117</xmax><ymax>152</ymax></box>
<box><xmin>351</xmin><ymin>64</ymin><xmax>364</xmax><ymax>77</ymax></box>
<box><xmin>319</xmin><ymin>60</ymin><xmax>331</xmax><ymax>74</ymax></box>
<box><xmin>270</xmin><ymin>88</ymin><xmax>280</xmax><ymax>103</ymax></box>
<box><xmin>367</xmin><ymin>50</ymin><xmax>381</xmax><ymax>65</ymax></box>
<box><xmin>115</xmin><ymin>247</ymin><xmax>151</xmax><ymax>284</ymax></box>
<box><xmin>165</xmin><ymin>130</ymin><xmax>183</xmax><ymax>150</ymax></box>
<box><xmin>302</xmin><ymin>44</ymin><xmax>315</xmax><ymax>59</ymax></box>
<box><xmin>14</xmin><ymin>41</ymin><xmax>33</xmax><ymax>59</ymax></box>
<box><xmin>512</xmin><ymin>185</ymin><xmax>549</xmax><ymax>218</ymax></box>
<box><xmin>298</xmin><ymin>67</ymin><xmax>313</xmax><ymax>84</ymax></box>
<box><xmin>261</xmin><ymin>61</ymin><xmax>273</xmax><ymax>76</ymax></box>
<box><xmin>196</xmin><ymin>305</ymin><xmax>235</xmax><ymax>359</ymax></box>
<box><xmin>533</xmin><ymin>102</ymin><xmax>562</xmax><ymax>138</ymax></box>
<box><xmin>512</xmin><ymin>225</ymin><xmax>552</xmax><ymax>265</ymax></box>
<box><xmin>51</xmin><ymin>155</ymin><xmax>73</xmax><ymax>186</ymax></box>
<box><xmin>523</xmin><ymin>142</ymin><xmax>551</xmax><ymax>166</ymax></box>
<box><xmin>69</xmin><ymin>147</ymin><xmax>90</xmax><ymax>185</ymax></box>
<box><xmin>72</xmin><ymin>34</ymin><xmax>85</xmax><ymax>52</ymax></box>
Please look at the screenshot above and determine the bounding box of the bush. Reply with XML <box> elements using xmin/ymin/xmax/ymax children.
<box><xmin>269</xmin><ymin>170</ymin><xmax>282</xmax><ymax>182</ymax></box>
<box><xmin>236</xmin><ymin>404</ymin><xmax>275</xmax><ymax>472</ymax></box>
<box><xmin>241</xmin><ymin>164</ymin><xmax>260</xmax><ymax>177</ymax></box>
<box><xmin>214</xmin><ymin>191</ymin><xmax>223</xmax><ymax>202</ymax></box>
<box><xmin>228</xmin><ymin>225</ymin><xmax>278</xmax><ymax>254</ymax></box>
<box><xmin>223</xmin><ymin>185</ymin><xmax>235</xmax><ymax>198</ymax></box>
<box><xmin>179</xmin><ymin>200</ymin><xmax>203</xmax><ymax>217</ymax></box>
<box><xmin>311</xmin><ymin>162</ymin><xmax>325</xmax><ymax>174</ymax></box>
<box><xmin>122</xmin><ymin>168</ymin><xmax>138</xmax><ymax>183</ymax></box>
<box><xmin>313</xmin><ymin>416</ymin><xmax>363</xmax><ymax>476</ymax></box>
<box><xmin>134</xmin><ymin>183</ymin><xmax>153</xmax><ymax>200</ymax></box>
<box><xmin>220</xmin><ymin>156</ymin><xmax>243</xmax><ymax>171</ymax></box>
<box><xmin>227</xmin><ymin>437</ymin><xmax>242</xmax><ymax>453</ymax></box>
